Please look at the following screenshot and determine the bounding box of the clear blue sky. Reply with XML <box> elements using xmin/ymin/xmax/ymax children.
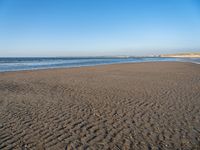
<box><xmin>0</xmin><ymin>0</ymin><xmax>200</xmax><ymax>56</ymax></box>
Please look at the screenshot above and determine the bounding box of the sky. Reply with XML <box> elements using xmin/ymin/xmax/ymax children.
<box><xmin>0</xmin><ymin>0</ymin><xmax>200</xmax><ymax>57</ymax></box>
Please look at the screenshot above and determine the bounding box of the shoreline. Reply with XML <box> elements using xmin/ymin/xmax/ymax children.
<box><xmin>0</xmin><ymin>60</ymin><xmax>199</xmax><ymax>74</ymax></box>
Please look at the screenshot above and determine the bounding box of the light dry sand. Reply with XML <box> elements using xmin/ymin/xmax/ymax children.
<box><xmin>0</xmin><ymin>62</ymin><xmax>200</xmax><ymax>150</ymax></box>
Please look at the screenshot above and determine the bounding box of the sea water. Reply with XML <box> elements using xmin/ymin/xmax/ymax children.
<box><xmin>0</xmin><ymin>57</ymin><xmax>199</xmax><ymax>72</ymax></box>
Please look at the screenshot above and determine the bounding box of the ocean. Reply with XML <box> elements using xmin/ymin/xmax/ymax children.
<box><xmin>0</xmin><ymin>57</ymin><xmax>199</xmax><ymax>72</ymax></box>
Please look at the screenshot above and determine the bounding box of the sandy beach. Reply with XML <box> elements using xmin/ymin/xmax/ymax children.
<box><xmin>0</xmin><ymin>62</ymin><xmax>200</xmax><ymax>150</ymax></box>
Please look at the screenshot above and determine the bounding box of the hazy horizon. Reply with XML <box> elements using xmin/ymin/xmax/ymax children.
<box><xmin>0</xmin><ymin>0</ymin><xmax>200</xmax><ymax>57</ymax></box>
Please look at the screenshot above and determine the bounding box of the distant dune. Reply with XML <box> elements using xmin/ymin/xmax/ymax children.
<box><xmin>160</xmin><ymin>52</ymin><xmax>200</xmax><ymax>58</ymax></box>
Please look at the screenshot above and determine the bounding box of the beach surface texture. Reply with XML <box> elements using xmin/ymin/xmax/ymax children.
<box><xmin>0</xmin><ymin>62</ymin><xmax>200</xmax><ymax>149</ymax></box>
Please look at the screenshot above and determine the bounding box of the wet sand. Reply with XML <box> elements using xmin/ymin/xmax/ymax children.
<box><xmin>0</xmin><ymin>62</ymin><xmax>200</xmax><ymax>150</ymax></box>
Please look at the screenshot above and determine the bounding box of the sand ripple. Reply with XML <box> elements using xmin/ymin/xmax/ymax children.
<box><xmin>0</xmin><ymin>62</ymin><xmax>200</xmax><ymax>149</ymax></box>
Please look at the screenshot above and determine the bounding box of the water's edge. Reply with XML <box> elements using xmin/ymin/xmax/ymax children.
<box><xmin>0</xmin><ymin>57</ymin><xmax>199</xmax><ymax>72</ymax></box>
